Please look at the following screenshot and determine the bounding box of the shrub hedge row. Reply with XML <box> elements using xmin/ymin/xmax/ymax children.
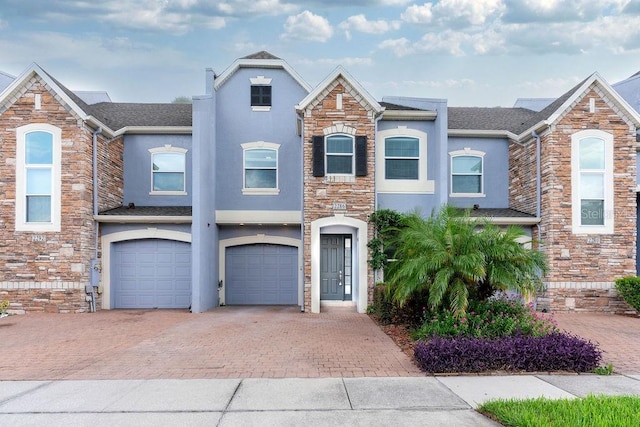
<box><xmin>414</xmin><ymin>333</ymin><xmax>602</xmax><ymax>373</ymax></box>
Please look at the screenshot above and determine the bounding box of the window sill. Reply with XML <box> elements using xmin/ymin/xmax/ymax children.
<box><xmin>251</xmin><ymin>106</ymin><xmax>271</xmax><ymax>112</ymax></box>
<box><xmin>378</xmin><ymin>179</ymin><xmax>435</xmax><ymax>194</ymax></box>
<box><xmin>242</xmin><ymin>188</ymin><xmax>280</xmax><ymax>195</ymax></box>
<box><xmin>449</xmin><ymin>193</ymin><xmax>486</xmax><ymax>198</ymax></box>
<box><xmin>572</xmin><ymin>224</ymin><xmax>614</xmax><ymax>235</ymax></box>
<box><xmin>15</xmin><ymin>223</ymin><xmax>60</xmax><ymax>232</ymax></box>
<box><xmin>149</xmin><ymin>191</ymin><xmax>188</xmax><ymax>196</ymax></box>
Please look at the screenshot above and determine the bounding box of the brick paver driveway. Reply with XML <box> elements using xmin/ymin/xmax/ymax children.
<box><xmin>0</xmin><ymin>307</ymin><xmax>422</xmax><ymax>380</ymax></box>
<box><xmin>553</xmin><ymin>312</ymin><xmax>640</xmax><ymax>374</ymax></box>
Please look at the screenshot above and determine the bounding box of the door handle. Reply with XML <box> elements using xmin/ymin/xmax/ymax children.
<box><xmin>338</xmin><ymin>270</ymin><xmax>342</xmax><ymax>286</ymax></box>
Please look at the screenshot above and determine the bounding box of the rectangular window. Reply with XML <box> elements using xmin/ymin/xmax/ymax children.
<box><xmin>245</xmin><ymin>149</ymin><xmax>277</xmax><ymax>188</ymax></box>
<box><xmin>25</xmin><ymin>131</ymin><xmax>53</xmax><ymax>223</ymax></box>
<box><xmin>452</xmin><ymin>155</ymin><xmax>483</xmax><ymax>194</ymax></box>
<box><xmin>385</xmin><ymin>137</ymin><xmax>419</xmax><ymax>179</ymax></box>
<box><xmin>152</xmin><ymin>152</ymin><xmax>185</xmax><ymax>192</ymax></box>
<box><xmin>326</xmin><ymin>135</ymin><xmax>354</xmax><ymax>175</ymax></box>
<box><xmin>251</xmin><ymin>85</ymin><xmax>271</xmax><ymax>107</ymax></box>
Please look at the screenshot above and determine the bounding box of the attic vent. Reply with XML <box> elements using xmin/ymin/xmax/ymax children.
<box><xmin>336</xmin><ymin>94</ymin><xmax>343</xmax><ymax>110</ymax></box>
<box><xmin>589</xmin><ymin>98</ymin><xmax>595</xmax><ymax>113</ymax></box>
<box><xmin>35</xmin><ymin>94</ymin><xmax>41</xmax><ymax>110</ymax></box>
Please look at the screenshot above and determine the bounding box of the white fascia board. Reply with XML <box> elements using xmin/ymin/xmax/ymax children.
<box><xmin>215</xmin><ymin>210</ymin><xmax>302</xmax><ymax>225</ymax></box>
<box><xmin>214</xmin><ymin>58</ymin><xmax>312</xmax><ymax>93</ymax></box>
<box><xmin>448</xmin><ymin>129</ymin><xmax>518</xmax><ymax>140</ymax></box>
<box><xmin>464</xmin><ymin>216</ymin><xmax>541</xmax><ymax>225</ymax></box>
<box><xmin>112</xmin><ymin>126</ymin><xmax>193</xmax><ymax>136</ymax></box>
<box><xmin>94</xmin><ymin>215</ymin><xmax>192</xmax><ymax>224</ymax></box>
<box><xmin>382</xmin><ymin>110</ymin><xmax>437</xmax><ymax>121</ymax></box>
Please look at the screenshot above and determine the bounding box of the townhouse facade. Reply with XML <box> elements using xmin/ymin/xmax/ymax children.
<box><xmin>0</xmin><ymin>52</ymin><xmax>637</xmax><ymax>315</ymax></box>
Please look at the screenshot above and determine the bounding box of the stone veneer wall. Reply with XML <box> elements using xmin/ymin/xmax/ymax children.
<box><xmin>301</xmin><ymin>79</ymin><xmax>376</xmax><ymax>312</ymax></box>
<box><xmin>509</xmin><ymin>139</ymin><xmax>537</xmax><ymax>216</ymax></box>
<box><xmin>98</xmin><ymin>135</ymin><xmax>123</xmax><ymax>213</ymax></box>
<box><xmin>535</xmin><ymin>86</ymin><xmax>637</xmax><ymax>313</ymax></box>
<box><xmin>0</xmin><ymin>76</ymin><xmax>97</xmax><ymax>313</ymax></box>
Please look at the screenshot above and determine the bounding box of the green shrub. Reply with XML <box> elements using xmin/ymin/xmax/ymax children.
<box><xmin>413</xmin><ymin>296</ymin><xmax>557</xmax><ymax>340</ymax></box>
<box><xmin>369</xmin><ymin>283</ymin><xmax>427</xmax><ymax>327</ymax></box>
<box><xmin>0</xmin><ymin>300</ymin><xmax>8</xmax><ymax>314</ymax></box>
<box><xmin>615</xmin><ymin>276</ymin><xmax>640</xmax><ymax>312</ymax></box>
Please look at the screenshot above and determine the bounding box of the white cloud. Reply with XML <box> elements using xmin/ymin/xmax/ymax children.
<box><xmin>401</xmin><ymin>3</ymin><xmax>433</xmax><ymax>24</ymax></box>
<box><xmin>503</xmin><ymin>0</ymin><xmax>627</xmax><ymax>23</ymax></box>
<box><xmin>432</xmin><ymin>0</ymin><xmax>505</xmax><ymax>26</ymax></box>
<box><xmin>215</xmin><ymin>0</ymin><xmax>298</xmax><ymax>16</ymax></box>
<box><xmin>0</xmin><ymin>19</ymin><xmax>7</xmax><ymax>30</ymax></box>
<box><xmin>339</xmin><ymin>14</ymin><xmax>401</xmax><ymax>39</ymax></box>
<box><xmin>378</xmin><ymin>0</ymin><xmax>412</xmax><ymax>5</ymax></box>
<box><xmin>378</xmin><ymin>37</ymin><xmax>413</xmax><ymax>57</ymax></box>
<box><xmin>281</xmin><ymin>10</ymin><xmax>333</xmax><ymax>42</ymax></box>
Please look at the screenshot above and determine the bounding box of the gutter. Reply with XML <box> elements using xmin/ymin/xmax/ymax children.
<box><xmin>532</xmin><ymin>130</ymin><xmax>542</xmax><ymax>244</ymax></box>
<box><xmin>94</xmin><ymin>215</ymin><xmax>193</xmax><ymax>224</ymax></box>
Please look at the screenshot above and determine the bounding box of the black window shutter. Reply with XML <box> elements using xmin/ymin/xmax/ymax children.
<box><xmin>312</xmin><ymin>135</ymin><xmax>325</xmax><ymax>177</ymax></box>
<box><xmin>355</xmin><ymin>136</ymin><xmax>367</xmax><ymax>176</ymax></box>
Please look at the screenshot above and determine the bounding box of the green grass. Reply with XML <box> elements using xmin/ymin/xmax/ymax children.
<box><xmin>478</xmin><ymin>395</ymin><xmax>640</xmax><ymax>427</ymax></box>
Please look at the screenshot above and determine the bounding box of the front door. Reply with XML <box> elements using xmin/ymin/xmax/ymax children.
<box><xmin>320</xmin><ymin>234</ymin><xmax>352</xmax><ymax>301</ymax></box>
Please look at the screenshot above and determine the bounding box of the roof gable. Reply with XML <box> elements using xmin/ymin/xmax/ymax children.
<box><xmin>214</xmin><ymin>51</ymin><xmax>311</xmax><ymax>93</ymax></box>
<box><xmin>0</xmin><ymin>63</ymin><xmax>90</xmax><ymax>121</ymax></box>
<box><xmin>295</xmin><ymin>66</ymin><xmax>383</xmax><ymax>115</ymax></box>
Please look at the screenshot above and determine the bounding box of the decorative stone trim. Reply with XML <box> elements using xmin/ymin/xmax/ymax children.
<box><xmin>0</xmin><ymin>281</ymin><xmax>85</xmax><ymax>289</ymax></box>
<box><xmin>545</xmin><ymin>281</ymin><xmax>615</xmax><ymax>290</ymax></box>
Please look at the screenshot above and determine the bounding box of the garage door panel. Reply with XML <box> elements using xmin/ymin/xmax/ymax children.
<box><xmin>226</xmin><ymin>244</ymin><xmax>297</xmax><ymax>305</ymax></box>
<box><xmin>112</xmin><ymin>239</ymin><xmax>191</xmax><ymax>309</ymax></box>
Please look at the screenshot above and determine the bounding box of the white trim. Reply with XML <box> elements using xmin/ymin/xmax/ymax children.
<box><xmin>449</xmin><ymin>148</ymin><xmax>485</xmax><ymax>197</ymax></box>
<box><xmin>325</xmin><ymin>134</ymin><xmax>355</xmax><ymax>176</ymax></box>
<box><xmin>383</xmin><ymin>110</ymin><xmax>437</xmax><ymax>121</ymax></box>
<box><xmin>218</xmin><ymin>235</ymin><xmax>303</xmax><ymax>307</ymax></box>
<box><xmin>310</xmin><ymin>215</ymin><xmax>368</xmax><ymax>314</ymax></box>
<box><xmin>571</xmin><ymin>129</ymin><xmax>614</xmax><ymax>234</ymax></box>
<box><xmin>100</xmin><ymin>228</ymin><xmax>192</xmax><ymax>309</ymax></box>
<box><xmin>376</xmin><ymin>127</ymin><xmax>435</xmax><ymax>194</ymax></box>
<box><xmin>215</xmin><ymin>210</ymin><xmax>301</xmax><ymax>225</ymax></box>
<box><xmin>214</xmin><ymin>57</ymin><xmax>312</xmax><ymax>93</ymax></box>
<box><xmin>251</xmin><ymin>106</ymin><xmax>271</xmax><ymax>112</ymax></box>
<box><xmin>250</xmin><ymin>76</ymin><xmax>272</xmax><ymax>85</ymax></box>
<box><xmin>544</xmin><ymin>281</ymin><xmax>615</xmax><ymax>290</ymax></box>
<box><xmin>15</xmin><ymin>123</ymin><xmax>62</xmax><ymax>232</ymax></box>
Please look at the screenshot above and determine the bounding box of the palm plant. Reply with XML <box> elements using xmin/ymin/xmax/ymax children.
<box><xmin>386</xmin><ymin>207</ymin><xmax>547</xmax><ymax>317</ymax></box>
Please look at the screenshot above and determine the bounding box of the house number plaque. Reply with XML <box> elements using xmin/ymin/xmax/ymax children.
<box><xmin>332</xmin><ymin>202</ymin><xmax>347</xmax><ymax>211</ymax></box>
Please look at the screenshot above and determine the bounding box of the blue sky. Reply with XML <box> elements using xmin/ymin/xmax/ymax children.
<box><xmin>1</xmin><ymin>0</ymin><xmax>639</xmax><ymax>106</ymax></box>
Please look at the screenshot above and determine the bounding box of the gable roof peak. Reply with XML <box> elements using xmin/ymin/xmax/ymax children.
<box><xmin>242</xmin><ymin>51</ymin><xmax>281</xmax><ymax>60</ymax></box>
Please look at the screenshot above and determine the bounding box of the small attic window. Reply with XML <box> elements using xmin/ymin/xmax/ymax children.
<box><xmin>250</xmin><ymin>76</ymin><xmax>272</xmax><ymax>111</ymax></box>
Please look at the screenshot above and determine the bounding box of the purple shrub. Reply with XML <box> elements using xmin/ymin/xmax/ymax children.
<box><xmin>414</xmin><ymin>332</ymin><xmax>602</xmax><ymax>373</ymax></box>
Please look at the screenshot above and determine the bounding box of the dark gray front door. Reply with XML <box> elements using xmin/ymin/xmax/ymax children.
<box><xmin>320</xmin><ymin>234</ymin><xmax>352</xmax><ymax>301</ymax></box>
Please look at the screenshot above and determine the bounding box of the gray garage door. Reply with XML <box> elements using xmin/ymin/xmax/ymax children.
<box><xmin>226</xmin><ymin>244</ymin><xmax>297</xmax><ymax>305</ymax></box>
<box><xmin>112</xmin><ymin>239</ymin><xmax>191</xmax><ymax>309</ymax></box>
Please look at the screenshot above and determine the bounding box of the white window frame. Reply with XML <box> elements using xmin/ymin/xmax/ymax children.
<box><xmin>241</xmin><ymin>141</ymin><xmax>280</xmax><ymax>195</ymax></box>
<box><xmin>449</xmin><ymin>148</ymin><xmax>486</xmax><ymax>197</ymax></box>
<box><xmin>571</xmin><ymin>129</ymin><xmax>614</xmax><ymax>234</ymax></box>
<box><xmin>376</xmin><ymin>127</ymin><xmax>434</xmax><ymax>193</ymax></box>
<box><xmin>15</xmin><ymin>123</ymin><xmax>62</xmax><ymax>232</ymax></box>
<box><xmin>149</xmin><ymin>145</ymin><xmax>187</xmax><ymax>195</ymax></box>
<box><xmin>325</xmin><ymin>134</ymin><xmax>355</xmax><ymax>176</ymax></box>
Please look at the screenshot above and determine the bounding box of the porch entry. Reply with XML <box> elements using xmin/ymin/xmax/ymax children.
<box><xmin>320</xmin><ymin>234</ymin><xmax>352</xmax><ymax>301</ymax></box>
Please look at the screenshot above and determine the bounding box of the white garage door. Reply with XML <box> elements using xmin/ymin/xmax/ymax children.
<box><xmin>225</xmin><ymin>244</ymin><xmax>297</xmax><ymax>305</ymax></box>
<box><xmin>112</xmin><ymin>239</ymin><xmax>191</xmax><ymax>309</ymax></box>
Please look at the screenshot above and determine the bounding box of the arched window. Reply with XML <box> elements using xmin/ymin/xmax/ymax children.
<box><xmin>15</xmin><ymin>124</ymin><xmax>61</xmax><ymax>231</ymax></box>
<box><xmin>571</xmin><ymin>130</ymin><xmax>613</xmax><ymax>234</ymax></box>
<box><xmin>450</xmin><ymin>149</ymin><xmax>485</xmax><ymax>196</ymax></box>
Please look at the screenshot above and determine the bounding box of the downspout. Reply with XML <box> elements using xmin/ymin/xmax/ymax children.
<box><xmin>89</xmin><ymin>126</ymin><xmax>103</xmax><ymax>313</ymax></box>
<box><xmin>373</xmin><ymin>112</ymin><xmax>383</xmax><ymax>285</ymax></box>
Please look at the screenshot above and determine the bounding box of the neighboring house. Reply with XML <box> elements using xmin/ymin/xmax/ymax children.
<box><xmin>0</xmin><ymin>52</ymin><xmax>637</xmax><ymax>314</ymax></box>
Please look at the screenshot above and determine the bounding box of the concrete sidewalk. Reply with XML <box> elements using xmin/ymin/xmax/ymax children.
<box><xmin>1</xmin><ymin>375</ymin><xmax>639</xmax><ymax>426</ymax></box>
